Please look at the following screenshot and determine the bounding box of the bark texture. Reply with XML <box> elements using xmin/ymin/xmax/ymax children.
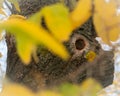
<box><xmin>6</xmin><ymin>0</ymin><xmax>114</xmax><ymax>91</ymax></box>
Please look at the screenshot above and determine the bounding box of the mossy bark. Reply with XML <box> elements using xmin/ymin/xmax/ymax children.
<box><xmin>6</xmin><ymin>0</ymin><xmax>114</xmax><ymax>91</ymax></box>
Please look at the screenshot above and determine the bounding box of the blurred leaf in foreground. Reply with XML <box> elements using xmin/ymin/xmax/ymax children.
<box><xmin>59</xmin><ymin>83</ymin><xmax>80</xmax><ymax>96</ymax></box>
<box><xmin>0</xmin><ymin>78</ymin><xmax>102</xmax><ymax>96</ymax></box>
<box><xmin>70</xmin><ymin>0</ymin><xmax>92</xmax><ymax>29</ymax></box>
<box><xmin>0</xmin><ymin>8</ymin><xmax>5</xmax><ymax>15</ymax></box>
<box><xmin>80</xmin><ymin>78</ymin><xmax>102</xmax><ymax>96</ymax></box>
<box><xmin>29</xmin><ymin>3</ymin><xmax>72</xmax><ymax>42</ymax></box>
<box><xmin>93</xmin><ymin>0</ymin><xmax>120</xmax><ymax>44</ymax></box>
<box><xmin>0</xmin><ymin>83</ymin><xmax>35</xmax><ymax>96</ymax></box>
<box><xmin>37</xmin><ymin>91</ymin><xmax>61</xmax><ymax>96</ymax></box>
<box><xmin>59</xmin><ymin>78</ymin><xmax>102</xmax><ymax>96</ymax></box>
<box><xmin>0</xmin><ymin>0</ymin><xmax>4</xmax><ymax>8</ymax></box>
<box><xmin>0</xmin><ymin>14</ymin><xmax>69</xmax><ymax>64</ymax></box>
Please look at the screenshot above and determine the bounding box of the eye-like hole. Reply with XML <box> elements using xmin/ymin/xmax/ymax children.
<box><xmin>75</xmin><ymin>39</ymin><xmax>86</xmax><ymax>50</ymax></box>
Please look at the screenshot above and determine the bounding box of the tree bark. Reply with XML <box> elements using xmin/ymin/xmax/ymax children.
<box><xmin>6</xmin><ymin>0</ymin><xmax>114</xmax><ymax>91</ymax></box>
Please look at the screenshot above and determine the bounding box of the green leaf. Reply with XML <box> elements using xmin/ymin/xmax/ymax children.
<box><xmin>59</xmin><ymin>83</ymin><xmax>80</xmax><ymax>96</ymax></box>
<box><xmin>59</xmin><ymin>78</ymin><xmax>102</xmax><ymax>96</ymax></box>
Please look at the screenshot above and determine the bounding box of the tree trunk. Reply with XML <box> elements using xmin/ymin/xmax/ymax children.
<box><xmin>6</xmin><ymin>0</ymin><xmax>114</xmax><ymax>91</ymax></box>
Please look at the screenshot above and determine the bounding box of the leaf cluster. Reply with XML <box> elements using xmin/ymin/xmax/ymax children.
<box><xmin>0</xmin><ymin>78</ymin><xmax>102</xmax><ymax>96</ymax></box>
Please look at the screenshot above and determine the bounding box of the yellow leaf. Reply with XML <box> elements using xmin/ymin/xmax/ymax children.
<box><xmin>93</xmin><ymin>14</ymin><xmax>110</xmax><ymax>44</ymax></box>
<box><xmin>16</xmin><ymin>36</ymin><xmax>35</xmax><ymax>64</ymax></box>
<box><xmin>8</xmin><ymin>0</ymin><xmax>20</xmax><ymax>12</ymax></box>
<box><xmin>0</xmin><ymin>0</ymin><xmax>4</xmax><ymax>8</ymax></box>
<box><xmin>1</xmin><ymin>82</ymin><xmax>61</xmax><ymax>96</ymax></box>
<box><xmin>37</xmin><ymin>91</ymin><xmax>61</xmax><ymax>96</ymax></box>
<box><xmin>70</xmin><ymin>0</ymin><xmax>92</xmax><ymax>29</ymax></box>
<box><xmin>93</xmin><ymin>0</ymin><xmax>120</xmax><ymax>44</ymax></box>
<box><xmin>94</xmin><ymin>0</ymin><xmax>117</xmax><ymax>25</ymax></box>
<box><xmin>109</xmin><ymin>27</ymin><xmax>120</xmax><ymax>41</ymax></box>
<box><xmin>0</xmin><ymin>78</ymin><xmax>102</xmax><ymax>96</ymax></box>
<box><xmin>0</xmin><ymin>8</ymin><xmax>5</xmax><ymax>15</ymax></box>
<box><xmin>29</xmin><ymin>4</ymin><xmax>72</xmax><ymax>42</ymax></box>
<box><xmin>59</xmin><ymin>78</ymin><xmax>102</xmax><ymax>96</ymax></box>
<box><xmin>0</xmin><ymin>18</ymin><xmax>69</xmax><ymax>64</ymax></box>
<box><xmin>0</xmin><ymin>83</ymin><xmax>35</xmax><ymax>96</ymax></box>
<box><xmin>80</xmin><ymin>78</ymin><xmax>102</xmax><ymax>96</ymax></box>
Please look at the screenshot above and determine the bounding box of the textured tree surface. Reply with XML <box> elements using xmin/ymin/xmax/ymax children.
<box><xmin>6</xmin><ymin>0</ymin><xmax>114</xmax><ymax>91</ymax></box>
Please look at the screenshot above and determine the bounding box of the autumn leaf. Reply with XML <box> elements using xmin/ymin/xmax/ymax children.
<box><xmin>0</xmin><ymin>78</ymin><xmax>102</xmax><ymax>96</ymax></box>
<box><xmin>0</xmin><ymin>15</ymin><xmax>69</xmax><ymax>64</ymax></box>
<box><xmin>79</xmin><ymin>78</ymin><xmax>102</xmax><ymax>96</ymax></box>
<box><xmin>70</xmin><ymin>0</ymin><xmax>92</xmax><ymax>29</ymax></box>
<box><xmin>59</xmin><ymin>83</ymin><xmax>80</xmax><ymax>96</ymax></box>
<box><xmin>0</xmin><ymin>83</ymin><xmax>62</xmax><ymax>96</ymax></box>
<box><xmin>29</xmin><ymin>3</ymin><xmax>72</xmax><ymax>42</ymax></box>
<box><xmin>0</xmin><ymin>83</ymin><xmax>35</xmax><ymax>96</ymax></box>
<box><xmin>16</xmin><ymin>35</ymin><xmax>36</xmax><ymax>64</ymax></box>
<box><xmin>59</xmin><ymin>78</ymin><xmax>102</xmax><ymax>96</ymax></box>
<box><xmin>0</xmin><ymin>0</ymin><xmax>4</xmax><ymax>8</ymax></box>
<box><xmin>0</xmin><ymin>8</ymin><xmax>5</xmax><ymax>15</ymax></box>
<box><xmin>37</xmin><ymin>91</ymin><xmax>61</xmax><ymax>96</ymax></box>
<box><xmin>93</xmin><ymin>0</ymin><xmax>120</xmax><ymax>44</ymax></box>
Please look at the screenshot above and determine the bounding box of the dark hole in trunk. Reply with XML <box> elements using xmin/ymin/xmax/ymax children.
<box><xmin>75</xmin><ymin>39</ymin><xmax>85</xmax><ymax>50</ymax></box>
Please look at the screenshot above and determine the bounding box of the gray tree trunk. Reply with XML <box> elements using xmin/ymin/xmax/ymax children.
<box><xmin>6</xmin><ymin>0</ymin><xmax>114</xmax><ymax>91</ymax></box>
